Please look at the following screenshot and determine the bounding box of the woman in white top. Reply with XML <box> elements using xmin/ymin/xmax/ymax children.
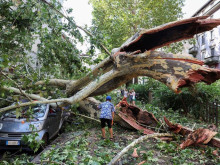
<box><xmin>124</xmin><ymin>89</ymin><xmax>128</xmax><ymax>99</ymax></box>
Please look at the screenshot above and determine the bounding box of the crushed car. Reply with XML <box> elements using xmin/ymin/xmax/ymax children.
<box><xmin>0</xmin><ymin>100</ymin><xmax>70</xmax><ymax>150</ymax></box>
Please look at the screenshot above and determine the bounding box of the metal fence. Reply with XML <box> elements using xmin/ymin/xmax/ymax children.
<box><xmin>199</xmin><ymin>100</ymin><xmax>219</xmax><ymax>127</ymax></box>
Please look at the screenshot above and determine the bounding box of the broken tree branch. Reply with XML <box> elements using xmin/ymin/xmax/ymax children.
<box><xmin>71</xmin><ymin>112</ymin><xmax>100</xmax><ymax>123</ymax></box>
<box><xmin>66</xmin><ymin>57</ymin><xmax>113</xmax><ymax>95</ymax></box>
<box><xmin>0</xmin><ymin>95</ymin><xmax>70</xmax><ymax>113</ymax></box>
<box><xmin>90</xmin><ymin>50</ymin><xmax>220</xmax><ymax>95</ymax></box>
<box><xmin>108</xmin><ymin>133</ymin><xmax>173</xmax><ymax>165</ymax></box>
<box><xmin>116</xmin><ymin>16</ymin><xmax>220</xmax><ymax>53</ymax></box>
<box><xmin>164</xmin><ymin>117</ymin><xmax>220</xmax><ymax>148</ymax></box>
<box><xmin>68</xmin><ymin>69</ymin><xmax>120</xmax><ymax>103</ymax></box>
<box><xmin>1</xmin><ymin>71</ymin><xmax>32</xmax><ymax>101</ymax></box>
<box><xmin>0</xmin><ymin>86</ymin><xmax>71</xmax><ymax>113</ymax></box>
<box><xmin>2</xmin><ymin>86</ymin><xmax>48</xmax><ymax>101</ymax></box>
<box><xmin>35</xmin><ymin>79</ymin><xmax>74</xmax><ymax>88</ymax></box>
<box><xmin>0</xmin><ymin>69</ymin><xmax>120</xmax><ymax>112</ymax></box>
<box><xmin>1</xmin><ymin>49</ymin><xmax>219</xmax><ymax>113</ymax></box>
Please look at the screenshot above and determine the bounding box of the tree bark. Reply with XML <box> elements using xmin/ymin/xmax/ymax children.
<box><xmin>35</xmin><ymin>79</ymin><xmax>74</xmax><ymax>88</ymax></box>
<box><xmin>1</xmin><ymin>50</ymin><xmax>220</xmax><ymax>112</ymax></box>
<box><xmin>1</xmin><ymin>17</ymin><xmax>220</xmax><ymax>112</ymax></box>
<box><xmin>66</xmin><ymin>57</ymin><xmax>113</xmax><ymax>95</ymax></box>
<box><xmin>164</xmin><ymin>117</ymin><xmax>220</xmax><ymax>148</ymax></box>
<box><xmin>148</xmin><ymin>91</ymin><xmax>153</xmax><ymax>103</ymax></box>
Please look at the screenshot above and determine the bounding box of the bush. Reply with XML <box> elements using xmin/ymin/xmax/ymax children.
<box><xmin>129</xmin><ymin>78</ymin><xmax>220</xmax><ymax>118</ymax></box>
<box><xmin>153</xmin><ymin>80</ymin><xmax>220</xmax><ymax>117</ymax></box>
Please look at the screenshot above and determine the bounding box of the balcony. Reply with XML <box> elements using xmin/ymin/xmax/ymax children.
<box><xmin>204</xmin><ymin>56</ymin><xmax>219</xmax><ymax>65</ymax></box>
<box><xmin>188</xmin><ymin>46</ymin><xmax>198</xmax><ymax>57</ymax></box>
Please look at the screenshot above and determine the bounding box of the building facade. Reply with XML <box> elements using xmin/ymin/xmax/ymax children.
<box><xmin>188</xmin><ymin>0</ymin><xmax>220</xmax><ymax>69</ymax></box>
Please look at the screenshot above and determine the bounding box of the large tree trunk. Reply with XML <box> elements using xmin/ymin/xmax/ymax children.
<box><xmin>1</xmin><ymin>16</ymin><xmax>220</xmax><ymax>112</ymax></box>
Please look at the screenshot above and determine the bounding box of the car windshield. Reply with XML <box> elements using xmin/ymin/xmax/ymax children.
<box><xmin>0</xmin><ymin>104</ymin><xmax>47</xmax><ymax>119</ymax></box>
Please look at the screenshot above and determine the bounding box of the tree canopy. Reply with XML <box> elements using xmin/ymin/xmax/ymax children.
<box><xmin>89</xmin><ymin>0</ymin><xmax>185</xmax><ymax>54</ymax></box>
<box><xmin>0</xmin><ymin>0</ymin><xmax>86</xmax><ymax>80</ymax></box>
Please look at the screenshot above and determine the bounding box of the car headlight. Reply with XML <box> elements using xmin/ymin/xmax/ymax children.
<box><xmin>0</xmin><ymin>123</ymin><xmax>2</xmax><ymax>130</ymax></box>
<box><xmin>32</xmin><ymin>123</ymin><xmax>44</xmax><ymax>130</ymax></box>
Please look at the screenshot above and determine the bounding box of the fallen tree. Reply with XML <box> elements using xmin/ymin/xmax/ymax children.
<box><xmin>1</xmin><ymin>16</ymin><xmax>220</xmax><ymax>113</ymax></box>
<box><xmin>1</xmin><ymin>1</ymin><xmax>220</xmax><ymax>164</ymax></box>
<box><xmin>114</xmin><ymin>97</ymin><xmax>159</xmax><ymax>134</ymax></box>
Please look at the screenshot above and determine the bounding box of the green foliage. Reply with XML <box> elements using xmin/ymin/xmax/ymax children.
<box><xmin>0</xmin><ymin>91</ymin><xmax>13</xmax><ymax>108</ymax></box>
<box><xmin>0</xmin><ymin>152</ymin><xmax>34</xmax><ymax>165</ymax></box>
<box><xmin>156</xmin><ymin>141</ymin><xmax>177</xmax><ymax>153</ymax></box>
<box><xmin>152</xmin><ymin>80</ymin><xmax>220</xmax><ymax>117</ymax></box>
<box><xmin>39</xmin><ymin>131</ymin><xmax>116</xmax><ymax>164</ymax></box>
<box><xmin>0</xmin><ymin>0</ymin><xmax>100</xmax><ymax>106</ymax></box>
<box><xmin>22</xmin><ymin>124</ymin><xmax>44</xmax><ymax>153</ymax></box>
<box><xmin>89</xmin><ymin>0</ymin><xmax>185</xmax><ymax>54</ymax></box>
<box><xmin>128</xmin><ymin>78</ymin><xmax>219</xmax><ymax>119</ymax></box>
<box><xmin>0</xmin><ymin>0</ymin><xmax>89</xmax><ymax>95</ymax></box>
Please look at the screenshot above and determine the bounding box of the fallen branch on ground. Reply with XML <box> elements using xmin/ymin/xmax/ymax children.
<box><xmin>71</xmin><ymin>112</ymin><xmax>100</xmax><ymax>123</ymax></box>
<box><xmin>164</xmin><ymin>117</ymin><xmax>220</xmax><ymax>148</ymax></box>
<box><xmin>108</xmin><ymin>133</ymin><xmax>173</xmax><ymax>165</ymax></box>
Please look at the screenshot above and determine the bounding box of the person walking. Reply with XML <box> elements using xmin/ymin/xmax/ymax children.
<box><xmin>124</xmin><ymin>89</ymin><xmax>128</xmax><ymax>100</ymax></box>
<box><xmin>97</xmin><ymin>96</ymin><xmax>115</xmax><ymax>140</ymax></box>
<box><xmin>120</xmin><ymin>88</ymin><xmax>124</xmax><ymax>99</ymax></box>
<box><xmin>132</xmin><ymin>89</ymin><xmax>136</xmax><ymax>105</ymax></box>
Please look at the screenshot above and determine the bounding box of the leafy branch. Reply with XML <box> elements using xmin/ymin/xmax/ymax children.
<box><xmin>40</xmin><ymin>0</ymin><xmax>111</xmax><ymax>55</ymax></box>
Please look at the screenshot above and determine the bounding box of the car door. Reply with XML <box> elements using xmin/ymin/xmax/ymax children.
<box><xmin>46</xmin><ymin>106</ymin><xmax>62</xmax><ymax>138</ymax></box>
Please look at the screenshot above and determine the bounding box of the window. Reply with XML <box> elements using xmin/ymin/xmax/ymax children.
<box><xmin>201</xmin><ymin>51</ymin><xmax>206</xmax><ymax>60</ymax></box>
<box><xmin>211</xmin><ymin>47</ymin><xmax>215</xmax><ymax>56</ymax></box>
<box><xmin>201</xmin><ymin>34</ymin><xmax>205</xmax><ymax>45</ymax></box>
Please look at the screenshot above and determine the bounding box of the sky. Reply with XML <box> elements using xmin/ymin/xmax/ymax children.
<box><xmin>63</xmin><ymin>0</ymin><xmax>93</xmax><ymax>26</ymax></box>
<box><xmin>63</xmin><ymin>0</ymin><xmax>209</xmax><ymax>27</ymax></box>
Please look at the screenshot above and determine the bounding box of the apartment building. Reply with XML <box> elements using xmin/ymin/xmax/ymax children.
<box><xmin>188</xmin><ymin>0</ymin><xmax>220</xmax><ymax>69</ymax></box>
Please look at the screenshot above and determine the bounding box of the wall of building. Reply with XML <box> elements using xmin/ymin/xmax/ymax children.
<box><xmin>188</xmin><ymin>0</ymin><xmax>220</xmax><ymax>69</ymax></box>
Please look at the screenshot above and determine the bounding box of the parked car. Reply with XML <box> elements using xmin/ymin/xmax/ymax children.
<box><xmin>0</xmin><ymin>101</ymin><xmax>70</xmax><ymax>150</ymax></box>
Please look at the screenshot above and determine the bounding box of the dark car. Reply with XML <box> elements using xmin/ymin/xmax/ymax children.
<box><xmin>0</xmin><ymin>102</ymin><xmax>70</xmax><ymax>150</ymax></box>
